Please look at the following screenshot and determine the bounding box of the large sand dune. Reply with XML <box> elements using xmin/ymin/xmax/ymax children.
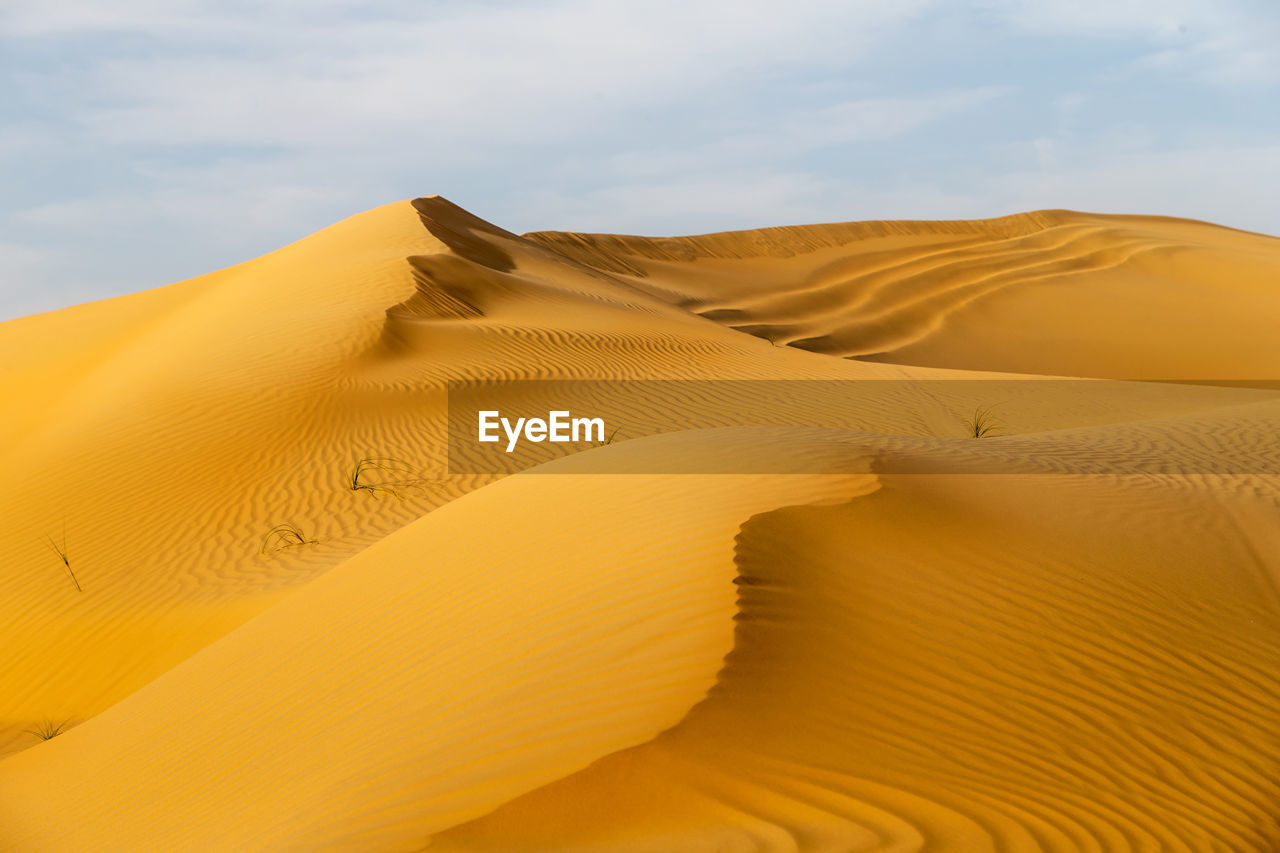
<box><xmin>0</xmin><ymin>198</ymin><xmax>1277</xmax><ymax>850</ymax></box>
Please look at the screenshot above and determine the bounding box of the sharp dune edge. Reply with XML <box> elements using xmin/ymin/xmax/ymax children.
<box><xmin>0</xmin><ymin>196</ymin><xmax>1276</xmax><ymax>851</ymax></box>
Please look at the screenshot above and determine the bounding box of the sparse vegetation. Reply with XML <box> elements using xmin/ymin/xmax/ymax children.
<box><xmin>966</xmin><ymin>404</ymin><xmax>1002</xmax><ymax>438</ymax></box>
<box><xmin>25</xmin><ymin>719</ymin><xmax>69</xmax><ymax>741</ymax></box>
<box><xmin>603</xmin><ymin>426</ymin><xmax>622</xmax><ymax>446</ymax></box>
<box><xmin>45</xmin><ymin>528</ymin><xmax>80</xmax><ymax>592</ymax></box>
<box><xmin>347</xmin><ymin>457</ymin><xmax>414</xmax><ymax>498</ymax></box>
<box><xmin>261</xmin><ymin>523</ymin><xmax>317</xmax><ymax>554</ymax></box>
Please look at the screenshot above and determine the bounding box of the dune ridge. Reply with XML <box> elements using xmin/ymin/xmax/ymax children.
<box><xmin>0</xmin><ymin>197</ymin><xmax>1277</xmax><ymax>850</ymax></box>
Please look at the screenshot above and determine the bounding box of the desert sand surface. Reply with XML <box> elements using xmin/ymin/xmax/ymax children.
<box><xmin>0</xmin><ymin>197</ymin><xmax>1277</xmax><ymax>851</ymax></box>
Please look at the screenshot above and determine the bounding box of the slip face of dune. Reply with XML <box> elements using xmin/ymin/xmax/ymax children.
<box><xmin>1</xmin><ymin>196</ymin><xmax>1278</xmax><ymax>851</ymax></box>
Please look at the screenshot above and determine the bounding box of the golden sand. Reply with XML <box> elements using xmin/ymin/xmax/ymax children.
<box><xmin>0</xmin><ymin>198</ymin><xmax>1277</xmax><ymax>850</ymax></box>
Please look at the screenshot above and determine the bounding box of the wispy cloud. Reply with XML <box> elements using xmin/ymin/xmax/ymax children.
<box><xmin>986</xmin><ymin>0</ymin><xmax>1280</xmax><ymax>85</ymax></box>
<box><xmin>597</xmin><ymin>87</ymin><xmax>1011</xmax><ymax>181</ymax></box>
<box><xmin>58</xmin><ymin>1</ymin><xmax>937</xmax><ymax>151</ymax></box>
<box><xmin>0</xmin><ymin>1</ymin><xmax>1277</xmax><ymax>320</ymax></box>
<box><xmin>983</xmin><ymin>142</ymin><xmax>1280</xmax><ymax>229</ymax></box>
<box><xmin>0</xmin><ymin>242</ymin><xmax>69</xmax><ymax>319</ymax></box>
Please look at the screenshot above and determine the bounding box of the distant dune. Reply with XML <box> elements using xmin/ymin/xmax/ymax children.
<box><xmin>0</xmin><ymin>198</ymin><xmax>1277</xmax><ymax>851</ymax></box>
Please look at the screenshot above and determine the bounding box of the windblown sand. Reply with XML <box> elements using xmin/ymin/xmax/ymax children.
<box><xmin>0</xmin><ymin>198</ymin><xmax>1277</xmax><ymax>851</ymax></box>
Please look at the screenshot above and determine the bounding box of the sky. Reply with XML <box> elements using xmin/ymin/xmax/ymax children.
<box><xmin>2</xmin><ymin>0</ymin><xmax>1278</xmax><ymax>321</ymax></box>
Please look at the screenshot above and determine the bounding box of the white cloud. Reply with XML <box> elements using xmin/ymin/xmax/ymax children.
<box><xmin>16</xmin><ymin>183</ymin><xmax>336</xmax><ymax>236</ymax></box>
<box><xmin>783</xmin><ymin>87</ymin><xmax>1012</xmax><ymax>148</ymax></box>
<box><xmin>0</xmin><ymin>1</ymin><xmax>207</xmax><ymax>35</ymax></box>
<box><xmin>0</xmin><ymin>242</ymin><xmax>75</xmax><ymax>320</ymax></box>
<box><xmin>0</xmin><ymin>242</ymin><xmax>50</xmax><ymax>277</ymax></box>
<box><xmin>982</xmin><ymin>143</ymin><xmax>1280</xmax><ymax>235</ymax></box>
<box><xmin>0</xmin><ymin>125</ymin><xmax>60</xmax><ymax>160</ymax></box>
<box><xmin>32</xmin><ymin>0</ymin><xmax>937</xmax><ymax>153</ymax></box>
<box><xmin>14</xmin><ymin>160</ymin><xmax>346</xmax><ymax>247</ymax></box>
<box><xmin>595</xmin><ymin>87</ymin><xmax>1010</xmax><ymax>181</ymax></box>
<box><xmin>509</xmin><ymin>172</ymin><xmax>834</xmax><ymax>235</ymax></box>
<box><xmin>986</xmin><ymin>0</ymin><xmax>1280</xmax><ymax>85</ymax></box>
<box><xmin>1</xmin><ymin>0</ymin><xmax>1278</xmax><ymax>322</ymax></box>
<box><xmin>518</xmin><ymin>139</ymin><xmax>1280</xmax><ymax>240</ymax></box>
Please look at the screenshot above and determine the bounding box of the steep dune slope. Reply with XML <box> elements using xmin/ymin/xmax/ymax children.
<box><xmin>0</xmin><ymin>200</ymin><xmax>440</xmax><ymax>754</ymax></box>
<box><xmin>1</xmin><ymin>198</ymin><xmax>1278</xmax><ymax>851</ymax></box>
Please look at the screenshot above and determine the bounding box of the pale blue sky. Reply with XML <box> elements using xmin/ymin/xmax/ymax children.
<box><xmin>2</xmin><ymin>1</ymin><xmax>1278</xmax><ymax>320</ymax></box>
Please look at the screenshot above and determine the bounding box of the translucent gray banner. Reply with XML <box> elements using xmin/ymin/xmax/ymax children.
<box><xmin>446</xmin><ymin>379</ymin><xmax>1280</xmax><ymax>475</ymax></box>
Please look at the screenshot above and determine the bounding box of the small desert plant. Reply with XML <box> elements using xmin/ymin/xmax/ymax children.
<box><xmin>261</xmin><ymin>523</ymin><xmax>317</xmax><ymax>554</ymax></box>
<box><xmin>603</xmin><ymin>426</ymin><xmax>622</xmax><ymax>446</ymax></box>
<box><xmin>25</xmin><ymin>719</ymin><xmax>69</xmax><ymax>741</ymax></box>
<box><xmin>347</xmin><ymin>457</ymin><xmax>414</xmax><ymax>498</ymax></box>
<box><xmin>45</xmin><ymin>528</ymin><xmax>80</xmax><ymax>592</ymax></box>
<box><xmin>966</xmin><ymin>404</ymin><xmax>1002</xmax><ymax>438</ymax></box>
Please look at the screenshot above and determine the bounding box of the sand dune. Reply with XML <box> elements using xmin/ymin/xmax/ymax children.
<box><xmin>529</xmin><ymin>211</ymin><xmax>1280</xmax><ymax>379</ymax></box>
<box><xmin>1</xmin><ymin>198</ymin><xmax>1277</xmax><ymax>850</ymax></box>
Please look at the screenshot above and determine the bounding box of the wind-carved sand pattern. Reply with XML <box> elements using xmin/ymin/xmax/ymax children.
<box><xmin>0</xmin><ymin>197</ymin><xmax>1277</xmax><ymax>850</ymax></box>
